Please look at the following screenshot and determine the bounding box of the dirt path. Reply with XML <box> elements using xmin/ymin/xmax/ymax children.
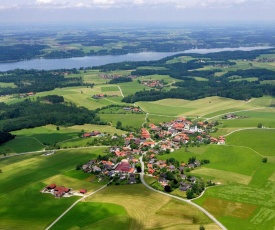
<box><xmin>117</xmin><ymin>85</ymin><xmax>124</xmax><ymax>98</ymax></box>
<box><xmin>45</xmin><ymin>184</ymin><xmax>108</xmax><ymax>230</ymax></box>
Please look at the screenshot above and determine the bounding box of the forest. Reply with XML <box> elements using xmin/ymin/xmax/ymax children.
<box><xmin>0</xmin><ymin>100</ymin><xmax>105</xmax><ymax>133</ymax></box>
<box><xmin>0</xmin><ymin>69</ymin><xmax>93</xmax><ymax>95</ymax></box>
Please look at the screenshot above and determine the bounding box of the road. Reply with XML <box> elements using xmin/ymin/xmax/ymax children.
<box><xmin>139</xmin><ymin>155</ymin><xmax>227</xmax><ymax>230</ymax></box>
<box><xmin>0</xmin><ymin>146</ymin><xmax>110</xmax><ymax>159</ymax></box>
<box><xmin>45</xmin><ymin>184</ymin><xmax>108</xmax><ymax>230</ymax></box>
<box><xmin>117</xmin><ymin>85</ymin><xmax>124</xmax><ymax>98</ymax></box>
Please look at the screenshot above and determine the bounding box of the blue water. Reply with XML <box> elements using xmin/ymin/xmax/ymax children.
<box><xmin>0</xmin><ymin>47</ymin><xmax>271</xmax><ymax>71</ymax></box>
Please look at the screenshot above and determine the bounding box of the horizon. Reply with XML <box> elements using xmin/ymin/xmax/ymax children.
<box><xmin>0</xmin><ymin>0</ymin><xmax>275</xmax><ymax>24</ymax></box>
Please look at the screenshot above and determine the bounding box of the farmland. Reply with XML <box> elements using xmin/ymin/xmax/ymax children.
<box><xmin>1</xmin><ymin>39</ymin><xmax>275</xmax><ymax>230</ymax></box>
<box><xmin>0</xmin><ymin>148</ymin><xmax>108</xmax><ymax>230</ymax></box>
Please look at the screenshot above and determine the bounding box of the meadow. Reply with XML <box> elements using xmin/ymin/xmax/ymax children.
<box><xmin>0</xmin><ymin>124</ymin><xmax>125</xmax><ymax>154</ymax></box>
<box><xmin>0</xmin><ymin>148</ymin><xmax>108</xmax><ymax>230</ymax></box>
<box><xmin>137</xmin><ymin>96</ymin><xmax>254</xmax><ymax>117</ymax></box>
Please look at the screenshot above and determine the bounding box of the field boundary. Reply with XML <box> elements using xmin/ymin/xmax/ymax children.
<box><xmin>45</xmin><ymin>183</ymin><xmax>109</xmax><ymax>230</ymax></box>
<box><xmin>139</xmin><ymin>155</ymin><xmax>227</xmax><ymax>230</ymax></box>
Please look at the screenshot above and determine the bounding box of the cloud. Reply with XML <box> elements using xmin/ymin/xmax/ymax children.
<box><xmin>0</xmin><ymin>0</ymin><xmax>274</xmax><ymax>10</ymax></box>
<box><xmin>36</xmin><ymin>0</ymin><xmax>53</xmax><ymax>4</ymax></box>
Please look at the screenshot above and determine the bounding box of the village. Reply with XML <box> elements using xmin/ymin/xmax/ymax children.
<box><xmin>66</xmin><ymin>117</ymin><xmax>225</xmax><ymax>199</ymax></box>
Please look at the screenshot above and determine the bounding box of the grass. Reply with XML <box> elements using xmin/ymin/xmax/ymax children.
<box><xmin>0</xmin><ymin>82</ymin><xmax>17</xmax><ymax>88</ymax></box>
<box><xmin>193</xmin><ymin>181</ymin><xmax>275</xmax><ymax>230</ymax></box>
<box><xmin>99</xmin><ymin>113</ymin><xmax>145</xmax><ymax>129</ymax></box>
<box><xmin>226</xmin><ymin>129</ymin><xmax>275</xmax><ymax>156</ymax></box>
<box><xmin>137</xmin><ymin>96</ymin><xmax>253</xmax><ymax>117</ymax></box>
<box><xmin>218</xmin><ymin>108</ymin><xmax>275</xmax><ymax>128</ymax></box>
<box><xmin>86</xmin><ymin>184</ymin><xmax>219</xmax><ymax>230</ymax></box>
<box><xmin>6</xmin><ymin>124</ymin><xmax>125</xmax><ymax>151</ymax></box>
<box><xmin>0</xmin><ymin>137</ymin><xmax>44</xmax><ymax>154</ymax></box>
<box><xmin>0</xmin><ymin>148</ymin><xmax>108</xmax><ymax>230</ymax></box>
<box><xmin>51</xmin><ymin>202</ymin><xmax>129</xmax><ymax>230</ymax></box>
<box><xmin>159</xmin><ymin>145</ymin><xmax>262</xmax><ymax>176</ymax></box>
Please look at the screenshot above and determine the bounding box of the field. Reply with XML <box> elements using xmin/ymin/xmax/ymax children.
<box><xmin>0</xmin><ymin>124</ymin><xmax>125</xmax><ymax>154</ymax></box>
<box><xmin>226</xmin><ymin>129</ymin><xmax>275</xmax><ymax>156</ymax></box>
<box><xmin>0</xmin><ymin>148</ymin><xmax>108</xmax><ymax>230</ymax></box>
<box><xmin>84</xmin><ymin>185</ymin><xmax>219</xmax><ymax>230</ymax></box>
<box><xmin>137</xmin><ymin>96</ymin><xmax>254</xmax><ymax>117</ymax></box>
<box><xmin>155</xmin><ymin>119</ymin><xmax>275</xmax><ymax>230</ymax></box>
<box><xmin>99</xmin><ymin>113</ymin><xmax>146</xmax><ymax>129</ymax></box>
<box><xmin>51</xmin><ymin>202</ymin><xmax>130</xmax><ymax>230</ymax></box>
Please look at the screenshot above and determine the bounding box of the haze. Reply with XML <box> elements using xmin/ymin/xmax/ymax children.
<box><xmin>0</xmin><ymin>0</ymin><xmax>275</xmax><ymax>24</ymax></box>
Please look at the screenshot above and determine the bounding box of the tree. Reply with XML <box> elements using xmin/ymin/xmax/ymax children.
<box><xmin>164</xmin><ymin>185</ymin><xmax>172</xmax><ymax>192</ymax></box>
<box><xmin>262</xmin><ymin>157</ymin><xmax>268</xmax><ymax>163</ymax></box>
<box><xmin>257</xmin><ymin>123</ymin><xmax>263</xmax><ymax>128</ymax></box>
<box><xmin>186</xmin><ymin>189</ymin><xmax>194</xmax><ymax>199</ymax></box>
<box><xmin>199</xmin><ymin>225</ymin><xmax>205</xmax><ymax>230</ymax></box>
<box><xmin>116</xmin><ymin>121</ymin><xmax>122</xmax><ymax>129</ymax></box>
<box><xmin>56</xmin><ymin>126</ymin><xmax>60</xmax><ymax>131</ymax></box>
<box><xmin>76</xmin><ymin>165</ymin><xmax>82</xmax><ymax>170</ymax></box>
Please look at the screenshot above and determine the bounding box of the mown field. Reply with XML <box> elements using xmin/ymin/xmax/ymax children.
<box><xmin>137</xmin><ymin>96</ymin><xmax>255</xmax><ymax>117</ymax></box>
<box><xmin>84</xmin><ymin>185</ymin><xmax>219</xmax><ymax>230</ymax></box>
<box><xmin>0</xmin><ymin>124</ymin><xmax>125</xmax><ymax>154</ymax></box>
<box><xmin>157</xmin><ymin>124</ymin><xmax>275</xmax><ymax>230</ymax></box>
<box><xmin>0</xmin><ymin>148</ymin><xmax>108</xmax><ymax>230</ymax></box>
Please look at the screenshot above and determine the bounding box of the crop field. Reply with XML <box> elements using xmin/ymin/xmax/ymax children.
<box><xmin>99</xmin><ymin>113</ymin><xmax>146</xmax><ymax>129</ymax></box>
<box><xmin>0</xmin><ymin>124</ymin><xmax>125</xmax><ymax>154</ymax></box>
<box><xmin>219</xmin><ymin>109</ymin><xmax>275</xmax><ymax>128</ymax></box>
<box><xmin>193</xmin><ymin>181</ymin><xmax>275</xmax><ymax>230</ymax></box>
<box><xmin>51</xmin><ymin>202</ymin><xmax>129</xmax><ymax>230</ymax></box>
<box><xmin>85</xmin><ymin>184</ymin><xmax>219</xmax><ymax>230</ymax></box>
<box><xmin>226</xmin><ymin>129</ymin><xmax>275</xmax><ymax>156</ymax></box>
<box><xmin>0</xmin><ymin>137</ymin><xmax>44</xmax><ymax>154</ymax></box>
<box><xmin>0</xmin><ymin>148</ymin><xmax>108</xmax><ymax>230</ymax></box>
<box><xmin>0</xmin><ymin>82</ymin><xmax>16</xmax><ymax>88</ymax></box>
<box><xmin>118</xmin><ymin>80</ymin><xmax>150</xmax><ymax>97</ymax></box>
<box><xmin>137</xmin><ymin>96</ymin><xmax>253</xmax><ymax>117</ymax></box>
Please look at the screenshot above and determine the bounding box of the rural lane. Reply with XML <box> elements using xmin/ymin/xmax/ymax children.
<box><xmin>45</xmin><ymin>184</ymin><xmax>108</xmax><ymax>230</ymax></box>
<box><xmin>139</xmin><ymin>156</ymin><xmax>227</xmax><ymax>230</ymax></box>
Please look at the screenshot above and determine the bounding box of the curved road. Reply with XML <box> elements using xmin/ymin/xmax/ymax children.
<box><xmin>139</xmin><ymin>156</ymin><xmax>227</xmax><ymax>230</ymax></box>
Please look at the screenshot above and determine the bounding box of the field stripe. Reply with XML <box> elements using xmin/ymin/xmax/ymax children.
<box><xmin>45</xmin><ymin>184</ymin><xmax>109</xmax><ymax>230</ymax></box>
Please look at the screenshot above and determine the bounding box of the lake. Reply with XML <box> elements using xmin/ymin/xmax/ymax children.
<box><xmin>0</xmin><ymin>47</ymin><xmax>271</xmax><ymax>71</ymax></box>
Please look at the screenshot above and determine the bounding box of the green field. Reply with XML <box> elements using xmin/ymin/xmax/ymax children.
<box><xmin>0</xmin><ymin>124</ymin><xmax>126</xmax><ymax>154</ymax></box>
<box><xmin>52</xmin><ymin>202</ymin><xmax>129</xmax><ymax>230</ymax></box>
<box><xmin>0</xmin><ymin>148</ymin><xmax>108</xmax><ymax>230</ymax></box>
<box><xmin>137</xmin><ymin>96</ymin><xmax>254</xmax><ymax>117</ymax></box>
<box><xmin>86</xmin><ymin>184</ymin><xmax>219</xmax><ymax>230</ymax></box>
<box><xmin>0</xmin><ymin>137</ymin><xmax>45</xmax><ymax>153</ymax></box>
<box><xmin>218</xmin><ymin>109</ymin><xmax>275</xmax><ymax>128</ymax></box>
<box><xmin>99</xmin><ymin>113</ymin><xmax>146</xmax><ymax>129</ymax></box>
<box><xmin>226</xmin><ymin>129</ymin><xmax>275</xmax><ymax>156</ymax></box>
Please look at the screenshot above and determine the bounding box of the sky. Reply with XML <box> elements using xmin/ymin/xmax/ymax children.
<box><xmin>0</xmin><ymin>0</ymin><xmax>274</xmax><ymax>24</ymax></box>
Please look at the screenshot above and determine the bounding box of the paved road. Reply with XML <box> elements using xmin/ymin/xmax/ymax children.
<box><xmin>45</xmin><ymin>184</ymin><xmax>108</xmax><ymax>230</ymax></box>
<box><xmin>139</xmin><ymin>156</ymin><xmax>227</xmax><ymax>230</ymax></box>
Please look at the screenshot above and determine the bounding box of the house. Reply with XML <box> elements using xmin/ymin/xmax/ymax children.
<box><xmin>179</xmin><ymin>183</ymin><xmax>191</xmax><ymax>191</ymax></box>
<box><xmin>141</xmin><ymin>128</ymin><xmax>151</xmax><ymax>139</ymax></box>
<box><xmin>54</xmin><ymin>186</ymin><xmax>70</xmax><ymax>198</ymax></box>
<box><xmin>46</xmin><ymin>184</ymin><xmax>56</xmax><ymax>190</ymax></box>
<box><xmin>80</xmin><ymin>189</ymin><xmax>87</xmax><ymax>194</ymax></box>
<box><xmin>128</xmin><ymin>173</ymin><xmax>137</xmax><ymax>184</ymax></box>
<box><xmin>115</xmin><ymin>161</ymin><xmax>135</xmax><ymax>173</ymax></box>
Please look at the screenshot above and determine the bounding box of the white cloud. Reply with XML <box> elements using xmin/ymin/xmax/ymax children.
<box><xmin>0</xmin><ymin>0</ymin><xmax>274</xmax><ymax>10</ymax></box>
<box><xmin>36</xmin><ymin>0</ymin><xmax>53</xmax><ymax>4</ymax></box>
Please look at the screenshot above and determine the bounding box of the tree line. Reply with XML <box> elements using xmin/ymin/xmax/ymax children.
<box><xmin>0</xmin><ymin>100</ymin><xmax>106</xmax><ymax>133</ymax></box>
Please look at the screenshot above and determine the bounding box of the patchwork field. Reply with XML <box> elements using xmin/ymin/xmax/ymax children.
<box><xmin>0</xmin><ymin>148</ymin><xmax>108</xmax><ymax>230</ymax></box>
<box><xmin>84</xmin><ymin>185</ymin><xmax>219</xmax><ymax>230</ymax></box>
<box><xmin>137</xmin><ymin>96</ymin><xmax>254</xmax><ymax>117</ymax></box>
<box><xmin>0</xmin><ymin>124</ymin><xmax>125</xmax><ymax>154</ymax></box>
